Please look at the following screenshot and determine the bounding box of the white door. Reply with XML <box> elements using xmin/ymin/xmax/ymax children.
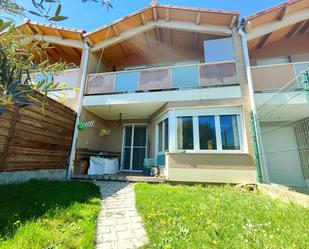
<box><xmin>122</xmin><ymin>124</ymin><xmax>148</xmax><ymax>172</ymax></box>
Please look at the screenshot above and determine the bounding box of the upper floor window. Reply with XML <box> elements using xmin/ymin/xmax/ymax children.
<box><xmin>256</xmin><ymin>56</ymin><xmax>290</xmax><ymax>66</ymax></box>
<box><xmin>204</xmin><ymin>37</ymin><xmax>235</xmax><ymax>63</ymax></box>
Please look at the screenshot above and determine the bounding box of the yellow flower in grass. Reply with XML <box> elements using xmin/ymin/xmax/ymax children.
<box><xmin>165</xmin><ymin>244</ymin><xmax>172</xmax><ymax>249</ymax></box>
<box><xmin>207</xmin><ymin>220</ymin><xmax>212</xmax><ymax>225</ymax></box>
<box><xmin>13</xmin><ymin>220</ymin><xmax>21</xmax><ymax>226</ymax></box>
<box><xmin>212</xmin><ymin>240</ymin><xmax>218</xmax><ymax>245</ymax></box>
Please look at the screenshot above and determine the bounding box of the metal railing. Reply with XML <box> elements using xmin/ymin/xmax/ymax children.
<box><xmin>85</xmin><ymin>61</ymin><xmax>239</xmax><ymax>95</ymax></box>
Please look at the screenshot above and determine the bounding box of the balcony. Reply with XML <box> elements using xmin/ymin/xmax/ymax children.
<box><xmin>85</xmin><ymin>61</ymin><xmax>238</xmax><ymax>95</ymax></box>
<box><xmin>251</xmin><ymin>61</ymin><xmax>309</xmax><ymax>92</ymax></box>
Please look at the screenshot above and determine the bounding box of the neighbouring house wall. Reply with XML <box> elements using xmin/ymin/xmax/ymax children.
<box><xmin>166</xmin><ymin>153</ymin><xmax>256</xmax><ymax>183</ymax></box>
<box><xmin>260</xmin><ymin>122</ymin><xmax>304</xmax><ymax>186</ymax></box>
<box><xmin>0</xmin><ymin>93</ymin><xmax>76</xmax><ymax>172</ymax></box>
<box><xmin>249</xmin><ymin>33</ymin><xmax>309</xmax><ymax>66</ymax></box>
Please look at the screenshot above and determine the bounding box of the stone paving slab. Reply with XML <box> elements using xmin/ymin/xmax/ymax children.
<box><xmin>95</xmin><ymin>181</ymin><xmax>148</xmax><ymax>249</ymax></box>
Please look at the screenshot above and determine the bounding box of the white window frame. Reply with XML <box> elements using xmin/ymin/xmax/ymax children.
<box><xmin>155</xmin><ymin>113</ymin><xmax>169</xmax><ymax>158</ymax></box>
<box><xmin>171</xmin><ymin>106</ymin><xmax>246</xmax><ymax>154</ymax></box>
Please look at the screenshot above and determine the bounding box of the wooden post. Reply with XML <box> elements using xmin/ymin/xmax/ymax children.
<box><xmin>0</xmin><ymin>108</ymin><xmax>19</xmax><ymax>169</ymax></box>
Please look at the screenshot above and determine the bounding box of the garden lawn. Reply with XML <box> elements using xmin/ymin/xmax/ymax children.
<box><xmin>135</xmin><ymin>183</ymin><xmax>309</xmax><ymax>249</ymax></box>
<box><xmin>0</xmin><ymin>180</ymin><xmax>101</xmax><ymax>249</ymax></box>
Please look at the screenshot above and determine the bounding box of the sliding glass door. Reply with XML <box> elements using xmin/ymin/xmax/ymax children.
<box><xmin>122</xmin><ymin>124</ymin><xmax>147</xmax><ymax>172</ymax></box>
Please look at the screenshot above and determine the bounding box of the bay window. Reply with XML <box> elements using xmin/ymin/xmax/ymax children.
<box><xmin>175</xmin><ymin>111</ymin><xmax>243</xmax><ymax>152</ymax></box>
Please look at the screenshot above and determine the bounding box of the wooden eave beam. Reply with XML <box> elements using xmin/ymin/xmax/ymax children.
<box><xmin>55</xmin><ymin>29</ymin><xmax>64</xmax><ymax>39</ymax></box>
<box><xmin>278</xmin><ymin>6</ymin><xmax>289</xmax><ymax>21</ymax></box>
<box><xmin>140</xmin><ymin>13</ymin><xmax>146</xmax><ymax>25</ymax></box>
<box><xmin>194</xmin><ymin>32</ymin><xmax>199</xmax><ymax>48</ymax></box>
<box><xmin>287</xmin><ymin>20</ymin><xmax>307</xmax><ymax>39</ymax></box>
<box><xmin>196</xmin><ymin>12</ymin><xmax>201</xmax><ymax>25</ymax></box>
<box><xmin>28</xmin><ymin>34</ymin><xmax>84</xmax><ymax>49</ymax></box>
<box><xmin>113</xmin><ymin>25</ymin><xmax>120</xmax><ymax>36</ymax></box>
<box><xmin>32</xmin><ymin>25</ymin><xmax>44</xmax><ymax>35</ymax></box>
<box><xmin>25</xmin><ymin>24</ymin><xmax>36</xmax><ymax>34</ymax></box>
<box><xmin>165</xmin><ymin>9</ymin><xmax>170</xmax><ymax>22</ymax></box>
<box><xmin>153</xmin><ymin>7</ymin><xmax>157</xmax><ymax>21</ymax></box>
<box><xmin>167</xmin><ymin>29</ymin><xmax>172</xmax><ymax>47</ymax></box>
<box><xmin>256</xmin><ymin>32</ymin><xmax>272</xmax><ymax>50</ymax></box>
<box><xmin>155</xmin><ymin>28</ymin><xmax>161</xmax><ymax>43</ymax></box>
<box><xmin>300</xmin><ymin>20</ymin><xmax>309</xmax><ymax>35</ymax></box>
<box><xmin>247</xmin><ymin>8</ymin><xmax>309</xmax><ymax>40</ymax></box>
<box><xmin>120</xmin><ymin>43</ymin><xmax>129</xmax><ymax>57</ymax></box>
<box><xmin>229</xmin><ymin>16</ymin><xmax>237</xmax><ymax>28</ymax></box>
<box><xmin>144</xmin><ymin>32</ymin><xmax>150</xmax><ymax>48</ymax></box>
<box><xmin>91</xmin><ymin>21</ymin><xmax>232</xmax><ymax>52</ymax></box>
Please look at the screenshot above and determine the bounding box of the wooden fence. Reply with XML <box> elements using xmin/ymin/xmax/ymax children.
<box><xmin>0</xmin><ymin>93</ymin><xmax>76</xmax><ymax>171</ymax></box>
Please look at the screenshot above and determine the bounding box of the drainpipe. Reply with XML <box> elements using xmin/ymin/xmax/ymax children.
<box><xmin>238</xmin><ymin>29</ymin><xmax>269</xmax><ymax>183</ymax></box>
<box><xmin>67</xmin><ymin>42</ymin><xmax>90</xmax><ymax>179</ymax></box>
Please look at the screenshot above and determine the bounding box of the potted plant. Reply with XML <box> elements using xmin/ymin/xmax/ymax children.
<box><xmin>143</xmin><ymin>159</ymin><xmax>153</xmax><ymax>176</ymax></box>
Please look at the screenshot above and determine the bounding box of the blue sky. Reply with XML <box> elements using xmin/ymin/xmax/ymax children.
<box><xmin>15</xmin><ymin>0</ymin><xmax>286</xmax><ymax>31</ymax></box>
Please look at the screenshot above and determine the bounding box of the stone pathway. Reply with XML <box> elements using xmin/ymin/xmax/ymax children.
<box><xmin>95</xmin><ymin>181</ymin><xmax>148</xmax><ymax>249</ymax></box>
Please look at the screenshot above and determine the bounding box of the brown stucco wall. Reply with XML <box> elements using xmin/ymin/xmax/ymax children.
<box><xmin>77</xmin><ymin>108</ymin><xmax>150</xmax><ymax>153</ymax></box>
<box><xmin>167</xmin><ymin>153</ymin><xmax>255</xmax><ymax>170</ymax></box>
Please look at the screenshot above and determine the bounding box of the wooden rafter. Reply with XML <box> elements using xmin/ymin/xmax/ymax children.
<box><xmin>165</xmin><ymin>9</ymin><xmax>170</xmax><ymax>22</ymax></box>
<box><xmin>144</xmin><ymin>32</ymin><xmax>150</xmax><ymax>48</ymax></box>
<box><xmin>256</xmin><ymin>32</ymin><xmax>272</xmax><ymax>50</ymax></box>
<box><xmin>229</xmin><ymin>16</ymin><xmax>236</xmax><ymax>28</ymax></box>
<box><xmin>55</xmin><ymin>29</ymin><xmax>64</xmax><ymax>39</ymax></box>
<box><xmin>194</xmin><ymin>32</ymin><xmax>199</xmax><ymax>48</ymax></box>
<box><xmin>278</xmin><ymin>6</ymin><xmax>289</xmax><ymax>21</ymax></box>
<box><xmin>32</xmin><ymin>25</ymin><xmax>44</xmax><ymax>35</ymax></box>
<box><xmin>155</xmin><ymin>28</ymin><xmax>161</xmax><ymax>43</ymax></box>
<box><xmin>300</xmin><ymin>20</ymin><xmax>309</xmax><ymax>35</ymax></box>
<box><xmin>25</xmin><ymin>24</ymin><xmax>36</xmax><ymax>34</ymax></box>
<box><xmin>287</xmin><ymin>21</ymin><xmax>307</xmax><ymax>39</ymax></box>
<box><xmin>140</xmin><ymin>13</ymin><xmax>146</xmax><ymax>25</ymax></box>
<box><xmin>196</xmin><ymin>12</ymin><xmax>201</xmax><ymax>25</ymax></box>
<box><xmin>70</xmin><ymin>47</ymin><xmax>81</xmax><ymax>57</ymax></box>
<box><xmin>120</xmin><ymin>43</ymin><xmax>129</xmax><ymax>57</ymax></box>
<box><xmin>113</xmin><ymin>25</ymin><xmax>120</xmax><ymax>36</ymax></box>
<box><xmin>167</xmin><ymin>29</ymin><xmax>172</xmax><ymax>46</ymax></box>
<box><xmin>86</xmin><ymin>37</ymin><xmax>94</xmax><ymax>47</ymax></box>
<box><xmin>153</xmin><ymin>7</ymin><xmax>157</xmax><ymax>21</ymax></box>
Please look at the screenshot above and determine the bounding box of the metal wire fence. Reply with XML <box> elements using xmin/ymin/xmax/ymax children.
<box><xmin>255</xmin><ymin>68</ymin><xmax>309</xmax><ymax>191</ymax></box>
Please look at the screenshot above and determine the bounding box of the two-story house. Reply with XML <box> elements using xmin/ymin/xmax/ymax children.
<box><xmin>13</xmin><ymin>2</ymin><xmax>262</xmax><ymax>184</ymax></box>
<box><xmin>241</xmin><ymin>0</ymin><xmax>309</xmax><ymax>187</ymax></box>
<box><xmin>64</xmin><ymin>3</ymin><xmax>257</xmax><ymax>183</ymax></box>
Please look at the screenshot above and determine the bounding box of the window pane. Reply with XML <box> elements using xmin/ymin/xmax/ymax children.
<box><xmin>123</xmin><ymin>148</ymin><xmax>131</xmax><ymax>170</ymax></box>
<box><xmin>177</xmin><ymin>117</ymin><xmax>194</xmax><ymax>150</ymax></box>
<box><xmin>132</xmin><ymin>148</ymin><xmax>146</xmax><ymax>170</ymax></box>
<box><xmin>133</xmin><ymin>126</ymin><xmax>147</xmax><ymax>146</ymax></box>
<box><xmin>125</xmin><ymin>126</ymin><xmax>132</xmax><ymax>146</ymax></box>
<box><xmin>220</xmin><ymin>115</ymin><xmax>240</xmax><ymax>150</ymax></box>
<box><xmin>158</xmin><ymin>122</ymin><xmax>163</xmax><ymax>152</ymax></box>
<box><xmin>199</xmin><ymin>116</ymin><xmax>217</xmax><ymax>150</ymax></box>
<box><xmin>164</xmin><ymin>119</ymin><xmax>169</xmax><ymax>151</ymax></box>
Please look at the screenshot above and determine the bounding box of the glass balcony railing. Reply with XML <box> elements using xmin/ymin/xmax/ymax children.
<box><xmin>85</xmin><ymin>61</ymin><xmax>238</xmax><ymax>95</ymax></box>
<box><xmin>251</xmin><ymin>61</ymin><xmax>309</xmax><ymax>92</ymax></box>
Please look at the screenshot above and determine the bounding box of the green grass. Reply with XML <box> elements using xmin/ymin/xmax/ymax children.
<box><xmin>0</xmin><ymin>180</ymin><xmax>101</xmax><ymax>249</ymax></box>
<box><xmin>135</xmin><ymin>183</ymin><xmax>309</xmax><ymax>249</ymax></box>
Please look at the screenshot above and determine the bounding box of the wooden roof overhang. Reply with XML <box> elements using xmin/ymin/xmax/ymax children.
<box><xmin>15</xmin><ymin>19</ymin><xmax>85</xmax><ymax>65</ymax></box>
<box><xmin>84</xmin><ymin>3</ymin><xmax>239</xmax><ymax>67</ymax></box>
<box><xmin>242</xmin><ymin>0</ymin><xmax>309</xmax><ymax>50</ymax></box>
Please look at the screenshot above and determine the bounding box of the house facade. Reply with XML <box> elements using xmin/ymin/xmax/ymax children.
<box><xmin>67</xmin><ymin>3</ymin><xmax>257</xmax><ymax>183</ymax></box>
<box><xmin>241</xmin><ymin>0</ymin><xmax>309</xmax><ymax>188</ymax></box>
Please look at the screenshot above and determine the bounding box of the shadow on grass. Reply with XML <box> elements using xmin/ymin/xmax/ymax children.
<box><xmin>0</xmin><ymin>180</ymin><xmax>101</xmax><ymax>241</ymax></box>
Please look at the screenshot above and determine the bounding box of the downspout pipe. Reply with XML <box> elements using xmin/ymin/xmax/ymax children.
<box><xmin>67</xmin><ymin>42</ymin><xmax>90</xmax><ymax>179</ymax></box>
<box><xmin>238</xmin><ymin>29</ymin><xmax>269</xmax><ymax>183</ymax></box>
